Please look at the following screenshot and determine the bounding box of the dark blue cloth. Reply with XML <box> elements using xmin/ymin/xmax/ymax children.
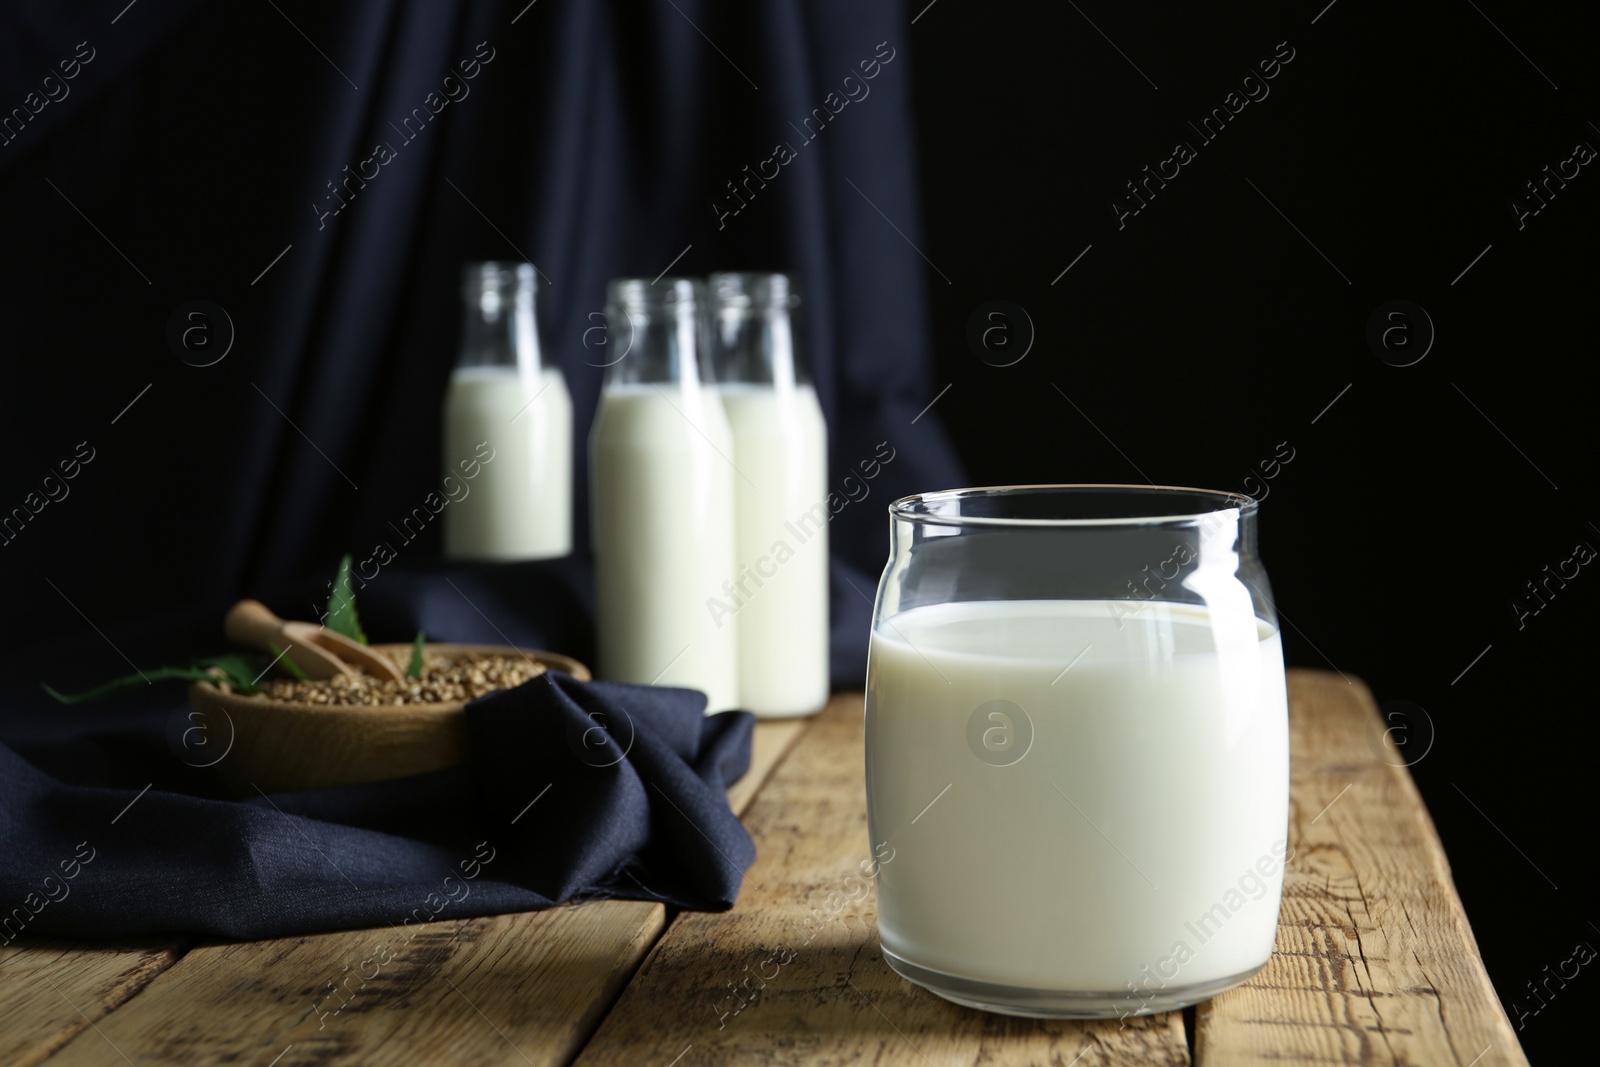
<box><xmin>0</xmin><ymin>668</ymin><xmax>756</xmax><ymax>941</ymax></box>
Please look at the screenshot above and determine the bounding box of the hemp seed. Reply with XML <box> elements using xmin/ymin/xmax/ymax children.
<box><xmin>254</xmin><ymin>652</ymin><xmax>543</xmax><ymax>706</ymax></box>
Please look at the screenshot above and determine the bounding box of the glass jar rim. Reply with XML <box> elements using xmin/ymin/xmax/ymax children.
<box><xmin>462</xmin><ymin>261</ymin><xmax>537</xmax><ymax>299</ymax></box>
<box><xmin>708</xmin><ymin>271</ymin><xmax>800</xmax><ymax>309</ymax></box>
<box><xmin>607</xmin><ymin>276</ymin><xmax>702</xmax><ymax>314</ymax></box>
<box><xmin>888</xmin><ymin>483</ymin><xmax>1259</xmax><ymax>528</ymax></box>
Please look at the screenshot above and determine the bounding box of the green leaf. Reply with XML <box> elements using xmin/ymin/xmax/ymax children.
<box><xmin>407</xmin><ymin>631</ymin><xmax>426</xmax><ymax>680</ymax></box>
<box><xmin>267</xmin><ymin>644</ymin><xmax>310</xmax><ymax>682</ymax></box>
<box><xmin>43</xmin><ymin>653</ymin><xmax>275</xmax><ymax>705</ymax></box>
<box><xmin>324</xmin><ymin>554</ymin><xmax>368</xmax><ymax>646</ymax></box>
<box><xmin>42</xmin><ymin>665</ymin><xmax>230</xmax><ymax>705</ymax></box>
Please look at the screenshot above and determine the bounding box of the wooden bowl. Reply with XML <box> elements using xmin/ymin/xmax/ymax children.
<box><xmin>188</xmin><ymin>643</ymin><xmax>589</xmax><ymax>795</ymax></box>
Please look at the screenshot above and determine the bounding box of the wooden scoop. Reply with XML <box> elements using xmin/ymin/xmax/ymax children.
<box><xmin>224</xmin><ymin>599</ymin><xmax>405</xmax><ymax>683</ymax></box>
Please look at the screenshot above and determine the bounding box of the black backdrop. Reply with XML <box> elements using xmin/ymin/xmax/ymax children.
<box><xmin>1</xmin><ymin>0</ymin><xmax>1595</xmax><ymax>1058</ymax></box>
<box><xmin>910</xmin><ymin>2</ymin><xmax>1596</xmax><ymax>1060</ymax></box>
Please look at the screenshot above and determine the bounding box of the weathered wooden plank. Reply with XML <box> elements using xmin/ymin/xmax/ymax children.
<box><xmin>0</xmin><ymin>940</ymin><xmax>182</xmax><ymax>1067</ymax></box>
<box><xmin>34</xmin><ymin>714</ymin><xmax>807</xmax><ymax>1067</ymax></box>
<box><xmin>728</xmin><ymin>717</ymin><xmax>807</xmax><ymax>816</ymax></box>
<box><xmin>1194</xmin><ymin>669</ymin><xmax>1528</xmax><ymax>1066</ymax></box>
<box><xmin>572</xmin><ymin>692</ymin><xmax>1193</xmax><ymax>1067</ymax></box>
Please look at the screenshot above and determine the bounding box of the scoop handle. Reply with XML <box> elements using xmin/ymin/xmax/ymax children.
<box><xmin>224</xmin><ymin>599</ymin><xmax>285</xmax><ymax>653</ymax></box>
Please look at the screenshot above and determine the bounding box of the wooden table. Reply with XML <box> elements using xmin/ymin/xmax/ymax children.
<box><xmin>2</xmin><ymin>670</ymin><xmax>1527</xmax><ymax>1066</ymax></box>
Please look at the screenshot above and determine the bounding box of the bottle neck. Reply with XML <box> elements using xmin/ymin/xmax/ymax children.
<box><xmin>603</xmin><ymin>278</ymin><xmax>710</xmax><ymax>388</ymax></box>
<box><xmin>708</xmin><ymin>272</ymin><xmax>809</xmax><ymax>387</ymax></box>
<box><xmin>711</xmin><ymin>307</ymin><xmax>807</xmax><ymax>386</ymax></box>
<box><xmin>458</xmin><ymin>264</ymin><xmax>543</xmax><ymax>375</ymax></box>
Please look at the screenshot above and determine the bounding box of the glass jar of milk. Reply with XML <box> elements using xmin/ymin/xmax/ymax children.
<box><xmin>442</xmin><ymin>262</ymin><xmax>573</xmax><ymax>560</ymax></box>
<box><xmin>865</xmin><ymin>486</ymin><xmax>1289</xmax><ymax>1017</ymax></box>
<box><xmin>708</xmin><ymin>273</ymin><xmax>829</xmax><ymax>718</ymax></box>
<box><xmin>590</xmin><ymin>278</ymin><xmax>739</xmax><ymax>712</ymax></box>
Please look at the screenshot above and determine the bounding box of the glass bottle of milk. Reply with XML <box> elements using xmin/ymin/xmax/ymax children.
<box><xmin>708</xmin><ymin>273</ymin><xmax>829</xmax><ymax>717</ymax></box>
<box><xmin>443</xmin><ymin>262</ymin><xmax>573</xmax><ymax>560</ymax></box>
<box><xmin>590</xmin><ymin>278</ymin><xmax>739</xmax><ymax>712</ymax></box>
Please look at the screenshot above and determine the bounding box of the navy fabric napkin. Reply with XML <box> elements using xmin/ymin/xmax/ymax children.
<box><xmin>0</xmin><ymin>671</ymin><xmax>755</xmax><ymax>942</ymax></box>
